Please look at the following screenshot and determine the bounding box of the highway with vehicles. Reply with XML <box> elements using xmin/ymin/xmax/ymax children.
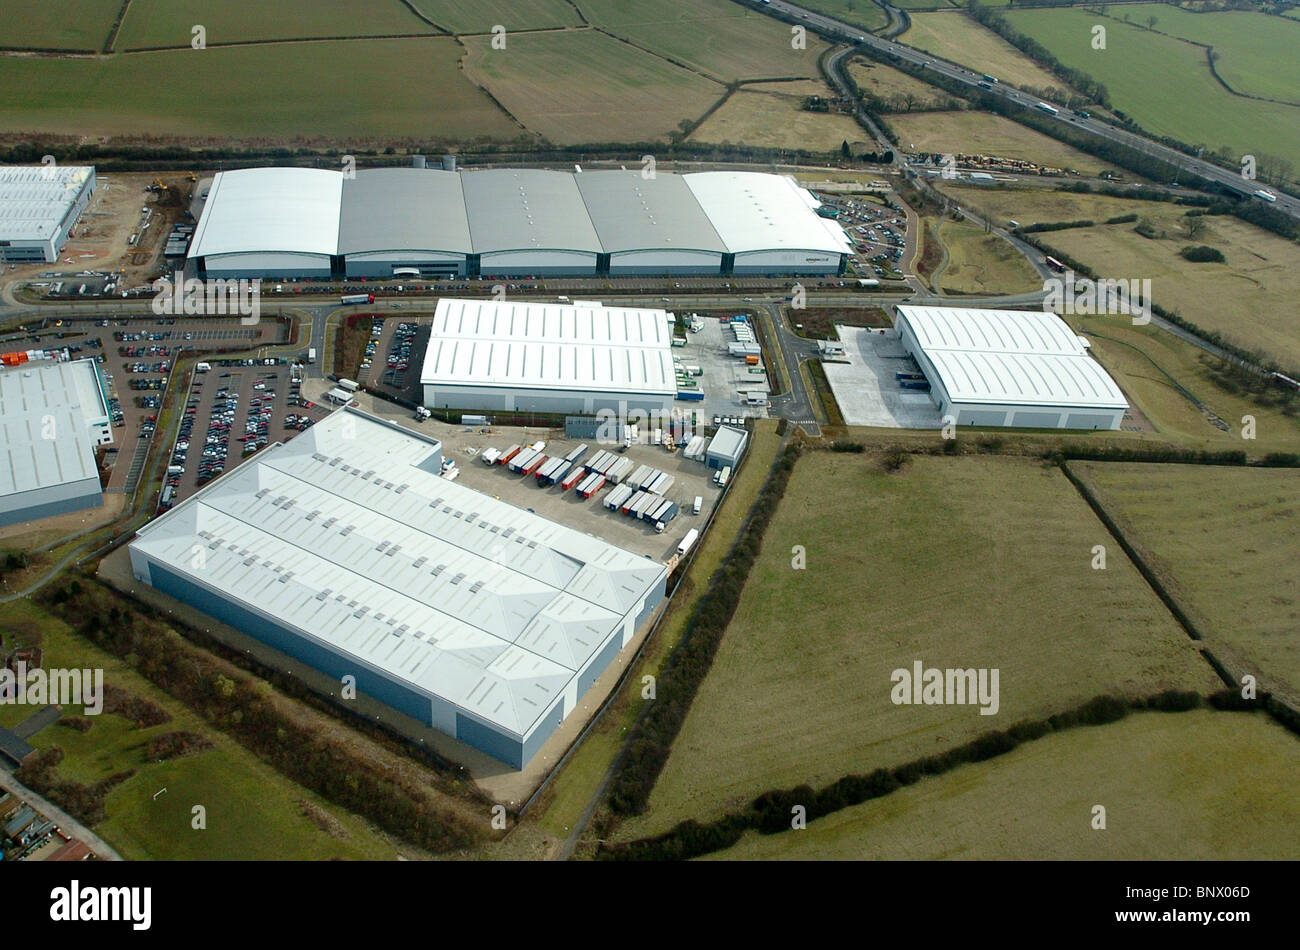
<box><xmin>757</xmin><ymin>0</ymin><xmax>1300</xmax><ymax>221</ymax></box>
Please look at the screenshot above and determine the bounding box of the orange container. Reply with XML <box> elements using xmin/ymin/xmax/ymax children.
<box><xmin>745</xmin><ymin>354</ymin><xmax>759</xmax><ymax>365</ymax></box>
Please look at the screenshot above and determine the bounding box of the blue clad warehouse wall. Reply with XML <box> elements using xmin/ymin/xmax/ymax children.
<box><xmin>143</xmin><ymin>562</ymin><xmax>437</xmax><ymax>728</ymax></box>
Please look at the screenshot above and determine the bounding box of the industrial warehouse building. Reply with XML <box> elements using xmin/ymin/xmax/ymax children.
<box><xmin>705</xmin><ymin>425</ymin><xmax>749</xmax><ymax>470</ymax></box>
<box><xmin>0</xmin><ymin>165</ymin><xmax>96</xmax><ymax>263</ymax></box>
<box><xmin>894</xmin><ymin>305</ymin><xmax>1128</xmax><ymax>429</ymax></box>
<box><xmin>0</xmin><ymin>358</ymin><xmax>112</xmax><ymax>527</ymax></box>
<box><xmin>188</xmin><ymin>166</ymin><xmax>850</xmax><ymax>279</ymax></box>
<box><xmin>128</xmin><ymin>408</ymin><xmax>668</xmax><ymax>769</ymax></box>
<box><xmin>420</xmin><ymin>298</ymin><xmax>677</xmax><ymax>416</ymax></box>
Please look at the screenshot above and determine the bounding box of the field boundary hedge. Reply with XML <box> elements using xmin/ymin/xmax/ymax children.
<box><xmin>602</xmin><ymin>439</ymin><xmax>805</xmax><ymax>817</ymax></box>
<box><xmin>598</xmin><ymin>690</ymin><xmax>1251</xmax><ymax>860</ymax></box>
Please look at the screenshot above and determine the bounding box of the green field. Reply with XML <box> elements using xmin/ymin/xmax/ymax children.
<box><xmin>937</xmin><ymin>183</ymin><xmax>1300</xmax><ymax>372</ymax></box>
<box><xmin>578</xmin><ymin>0</ymin><xmax>826</xmax><ymax>82</ymax></box>
<box><xmin>935</xmin><ymin>217</ymin><xmax>1042</xmax><ymax>294</ymax></box>
<box><xmin>1074</xmin><ymin>462</ymin><xmax>1300</xmax><ymax>697</ymax></box>
<box><xmin>789</xmin><ymin>0</ymin><xmax>890</xmax><ymax>33</ymax></box>
<box><xmin>117</xmin><ymin>0</ymin><xmax>434</xmax><ymax>49</ymax></box>
<box><xmin>1103</xmin><ymin>6</ymin><xmax>1300</xmax><ymax>105</ymax></box>
<box><xmin>615</xmin><ymin>453</ymin><xmax>1218</xmax><ymax>841</ymax></box>
<box><xmin>463</xmin><ymin>29</ymin><xmax>724</xmax><ymax>144</ymax></box>
<box><xmin>0</xmin><ymin>37</ymin><xmax>517</xmax><ymax>143</ymax></box>
<box><xmin>3</xmin><ymin>600</ymin><xmax>399</xmax><ymax>861</ymax></box>
<box><xmin>410</xmin><ymin>0</ymin><xmax>582</xmax><ymax>33</ymax></box>
<box><xmin>0</xmin><ymin>0</ymin><xmax>121</xmax><ymax>50</ymax></box>
<box><xmin>705</xmin><ymin>710</ymin><xmax>1300</xmax><ymax>860</ymax></box>
<box><xmin>901</xmin><ymin>12</ymin><xmax>1061</xmax><ymax>91</ymax></box>
<box><xmin>1002</xmin><ymin>8</ymin><xmax>1300</xmax><ymax>166</ymax></box>
<box><xmin>688</xmin><ymin>87</ymin><xmax>868</xmax><ymax>151</ymax></box>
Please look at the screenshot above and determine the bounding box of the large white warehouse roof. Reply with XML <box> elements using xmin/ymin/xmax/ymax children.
<box><xmin>683</xmin><ymin>171</ymin><xmax>852</xmax><ymax>255</ymax></box>
<box><xmin>0</xmin><ymin>358</ymin><xmax>109</xmax><ymax>500</ymax></box>
<box><xmin>0</xmin><ymin>165</ymin><xmax>95</xmax><ymax>243</ymax></box>
<box><xmin>190</xmin><ymin>167</ymin><xmax>343</xmax><ymax>259</ymax></box>
<box><xmin>896</xmin><ymin>305</ymin><xmax>1127</xmax><ymax>409</ymax></box>
<box><xmin>421</xmin><ymin>298</ymin><xmax>677</xmax><ymax>397</ymax></box>
<box><xmin>187</xmin><ymin>166</ymin><xmax>849</xmax><ymax>267</ymax></box>
<box><xmin>129</xmin><ymin>409</ymin><xmax>666</xmax><ymax>740</ymax></box>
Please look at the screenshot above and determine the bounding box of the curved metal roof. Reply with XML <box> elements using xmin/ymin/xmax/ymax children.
<box><xmin>190</xmin><ymin>167</ymin><xmax>342</xmax><ymax>259</ymax></box>
<box><xmin>337</xmin><ymin>168</ymin><xmax>472</xmax><ymax>256</ymax></box>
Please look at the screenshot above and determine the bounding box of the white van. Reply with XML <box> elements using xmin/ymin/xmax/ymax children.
<box><xmin>693</xmin><ymin>496</ymin><xmax>703</xmax><ymax>515</ymax></box>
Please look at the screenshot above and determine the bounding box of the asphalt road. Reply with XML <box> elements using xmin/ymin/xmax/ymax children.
<box><xmin>762</xmin><ymin>0</ymin><xmax>1300</xmax><ymax>220</ymax></box>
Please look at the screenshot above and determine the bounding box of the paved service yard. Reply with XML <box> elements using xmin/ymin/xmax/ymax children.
<box><xmin>434</xmin><ymin>424</ymin><xmax>720</xmax><ymax>562</ymax></box>
<box><xmin>822</xmin><ymin>325</ymin><xmax>944</xmax><ymax>429</ymax></box>
<box><xmin>672</xmin><ymin>314</ymin><xmax>771</xmax><ymax>424</ymax></box>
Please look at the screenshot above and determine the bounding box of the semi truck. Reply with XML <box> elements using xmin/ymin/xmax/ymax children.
<box><xmin>1035</xmin><ymin>102</ymin><xmax>1059</xmax><ymax>116</ymax></box>
<box><xmin>341</xmin><ymin>293</ymin><xmax>375</xmax><ymax>305</ymax></box>
<box><xmin>677</xmin><ymin>529</ymin><xmax>699</xmax><ymax>557</ymax></box>
<box><xmin>338</xmin><ymin>378</ymin><xmax>359</xmax><ymax>393</ymax></box>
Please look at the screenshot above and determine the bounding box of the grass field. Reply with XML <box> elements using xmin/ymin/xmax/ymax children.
<box><xmin>935</xmin><ymin>218</ymin><xmax>1042</xmax><ymax>294</ymax></box>
<box><xmin>4</xmin><ymin>600</ymin><xmax>399</xmax><ymax>861</ymax></box>
<box><xmin>688</xmin><ymin>88</ymin><xmax>868</xmax><ymax>152</ymax></box>
<box><xmin>900</xmin><ymin>12</ymin><xmax>1062</xmax><ymax>90</ymax></box>
<box><xmin>888</xmin><ymin>111</ymin><xmax>1106</xmax><ymax>174</ymax></box>
<box><xmin>0</xmin><ymin>37</ymin><xmax>517</xmax><ymax>143</ymax></box>
<box><xmin>790</xmin><ymin>0</ymin><xmax>890</xmax><ymax>33</ymax></box>
<box><xmin>463</xmin><ymin>28</ymin><xmax>724</xmax><ymax>144</ymax></box>
<box><xmin>0</xmin><ymin>0</ymin><xmax>121</xmax><ymax>50</ymax></box>
<box><xmin>1073</xmin><ymin>462</ymin><xmax>1300</xmax><ymax>698</ymax></box>
<box><xmin>1002</xmin><ymin>8</ymin><xmax>1300</xmax><ymax>166</ymax></box>
<box><xmin>614</xmin><ymin>453</ymin><xmax>1218</xmax><ymax>840</ymax></box>
<box><xmin>705</xmin><ymin>710</ymin><xmax>1300</xmax><ymax>859</ymax></box>
<box><xmin>1073</xmin><ymin>313</ymin><xmax>1300</xmax><ymax>451</ymax></box>
<box><xmin>410</xmin><ymin>0</ymin><xmax>582</xmax><ymax>34</ymax></box>
<box><xmin>938</xmin><ymin>184</ymin><xmax>1300</xmax><ymax>371</ymax></box>
<box><xmin>848</xmin><ymin>58</ymin><xmax>956</xmax><ymax>110</ymax></box>
<box><xmin>533</xmin><ymin>421</ymin><xmax>784</xmax><ymax>843</ymax></box>
<box><xmin>116</xmin><ymin>0</ymin><xmax>434</xmax><ymax>48</ymax></box>
<box><xmin>578</xmin><ymin>0</ymin><xmax>826</xmax><ymax>82</ymax></box>
<box><xmin>1102</xmin><ymin>6</ymin><xmax>1300</xmax><ymax>105</ymax></box>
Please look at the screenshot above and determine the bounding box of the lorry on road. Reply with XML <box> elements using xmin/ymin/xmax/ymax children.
<box><xmin>307</xmin><ymin>347</ymin><xmax>316</xmax><ymax>363</ymax></box>
<box><xmin>1035</xmin><ymin>102</ymin><xmax>1059</xmax><ymax>116</ymax></box>
<box><xmin>338</xmin><ymin>378</ymin><xmax>359</xmax><ymax>393</ymax></box>
<box><xmin>677</xmin><ymin>528</ymin><xmax>699</xmax><ymax>557</ymax></box>
<box><xmin>341</xmin><ymin>293</ymin><xmax>375</xmax><ymax>305</ymax></box>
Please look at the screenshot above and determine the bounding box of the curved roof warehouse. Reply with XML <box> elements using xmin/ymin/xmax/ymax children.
<box><xmin>894</xmin><ymin>305</ymin><xmax>1129</xmax><ymax>430</ymax></box>
<box><xmin>187</xmin><ymin>166</ymin><xmax>851</xmax><ymax>280</ymax></box>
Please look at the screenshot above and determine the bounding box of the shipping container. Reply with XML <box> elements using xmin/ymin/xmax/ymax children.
<box><xmin>657</xmin><ymin>502</ymin><xmax>679</xmax><ymax>526</ymax></box>
<box><xmin>560</xmin><ymin>467</ymin><xmax>585</xmax><ymax>491</ymax></box>
<box><xmin>646</xmin><ymin>499</ymin><xmax>672</xmax><ymax>523</ymax></box>
<box><xmin>544</xmin><ymin>460</ymin><xmax>571</xmax><ymax>485</ymax></box>
<box><xmin>677</xmin><ymin>390</ymin><xmax>705</xmax><ymax>402</ymax></box>
<box><xmin>509</xmin><ymin>448</ymin><xmax>537</xmax><ymax>472</ymax></box>
<box><xmin>745</xmin><ymin>354</ymin><xmax>760</xmax><ymax>366</ymax></box>
<box><xmin>499</xmin><ymin>444</ymin><xmax>521</xmax><ymax>466</ymax></box>
<box><xmin>606</xmin><ymin>457</ymin><xmax>633</xmax><ymax>483</ymax></box>
<box><xmin>622</xmin><ymin>490</ymin><xmax>644</xmax><ymax>515</ymax></box>
<box><xmin>535</xmin><ymin>457</ymin><xmax>563</xmax><ymax>482</ymax></box>
<box><xmin>564</xmin><ymin>443</ymin><xmax>589</xmax><ymax>464</ymax></box>
<box><xmin>605</xmin><ymin>484</ymin><xmax>633</xmax><ymax>510</ymax></box>
<box><xmin>578</xmin><ymin>474</ymin><xmax>605</xmax><ymax>498</ymax></box>
<box><xmin>628</xmin><ymin>464</ymin><xmax>651</xmax><ymax>489</ymax></box>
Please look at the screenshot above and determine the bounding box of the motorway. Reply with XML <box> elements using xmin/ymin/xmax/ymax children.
<box><xmin>760</xmin><ymin>0</ymin><xmax>1300</xmax><ymax>220</ymax></box>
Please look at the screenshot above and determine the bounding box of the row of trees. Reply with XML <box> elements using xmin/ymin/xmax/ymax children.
<box><xmin>39</xmin><ymin>578</ymin><xmax>484</xmax><ymax>853</ymax></box>
<box><xmin>601</xmin><ymin>690</ymin><xmax>1218</xmax><ymax>861</ymax></box>
<box><xmin>604</xmin><ymin>440</ymin><xmax>805</xmax><ymax>817</ymax></box>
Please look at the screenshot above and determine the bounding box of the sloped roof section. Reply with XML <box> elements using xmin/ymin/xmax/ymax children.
<box><xmin>130</xmin><ymin>408</ymin><xmax>667</xmax><ymax>739</ymax></box>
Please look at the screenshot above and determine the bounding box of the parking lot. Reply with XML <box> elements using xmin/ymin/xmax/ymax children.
<box><xmin>362</xmin><ymin>315</ymin><xmax>427</xmax><ymax>401</ymax></box>
<box><xmin>7</xmin><ymin>316</ymin><xmax>284</xmax><ymax>494</ymax></box>
<box><xmin>162</xmin><ymin>356</ymin><xmax>332</xmax><ymax>509</ymax></box>
<box><xmin>814</xmin><ymin>193</ymin><xmax>908</xmax><ymax>278</ymax></box>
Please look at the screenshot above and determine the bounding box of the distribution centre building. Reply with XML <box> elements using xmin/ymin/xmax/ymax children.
<box><xmin>128</xmin><ymin>408</ymin><xmax>668</xmax><ymax>769</ymax></box>
<box><xmin>188</xmin><ymin>166</ymin><xmax>850</xmax><ymax>280</ymax></box>
<box><xmin>0</xmin><ymin>357</ymin><xmax>112</xmax><ymax>527</ymax></box>
<box><xmin>894</xmin><ymin>305</ymin><xmax>1128</xmax><ymax>429</ymax></box>
<box><xmin>0</xmin><ymin>165</ymin><xmax>96</xmax><ymax>263</ymax></box>
<box><xmin>420</xmin><ymin>298</ymin><xmax>677</xmax><ymax>416</ymax></box>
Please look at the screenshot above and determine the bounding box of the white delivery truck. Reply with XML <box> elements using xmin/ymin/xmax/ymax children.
<box><xmin>693</xmin><ymin>496</ymin><xmax>703</xmax><ymax>515</ymax></box>
<box><xmin>677</xmin><ymin>528</ymin><xmax>699</xmax><ymax>557</ymax></box>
